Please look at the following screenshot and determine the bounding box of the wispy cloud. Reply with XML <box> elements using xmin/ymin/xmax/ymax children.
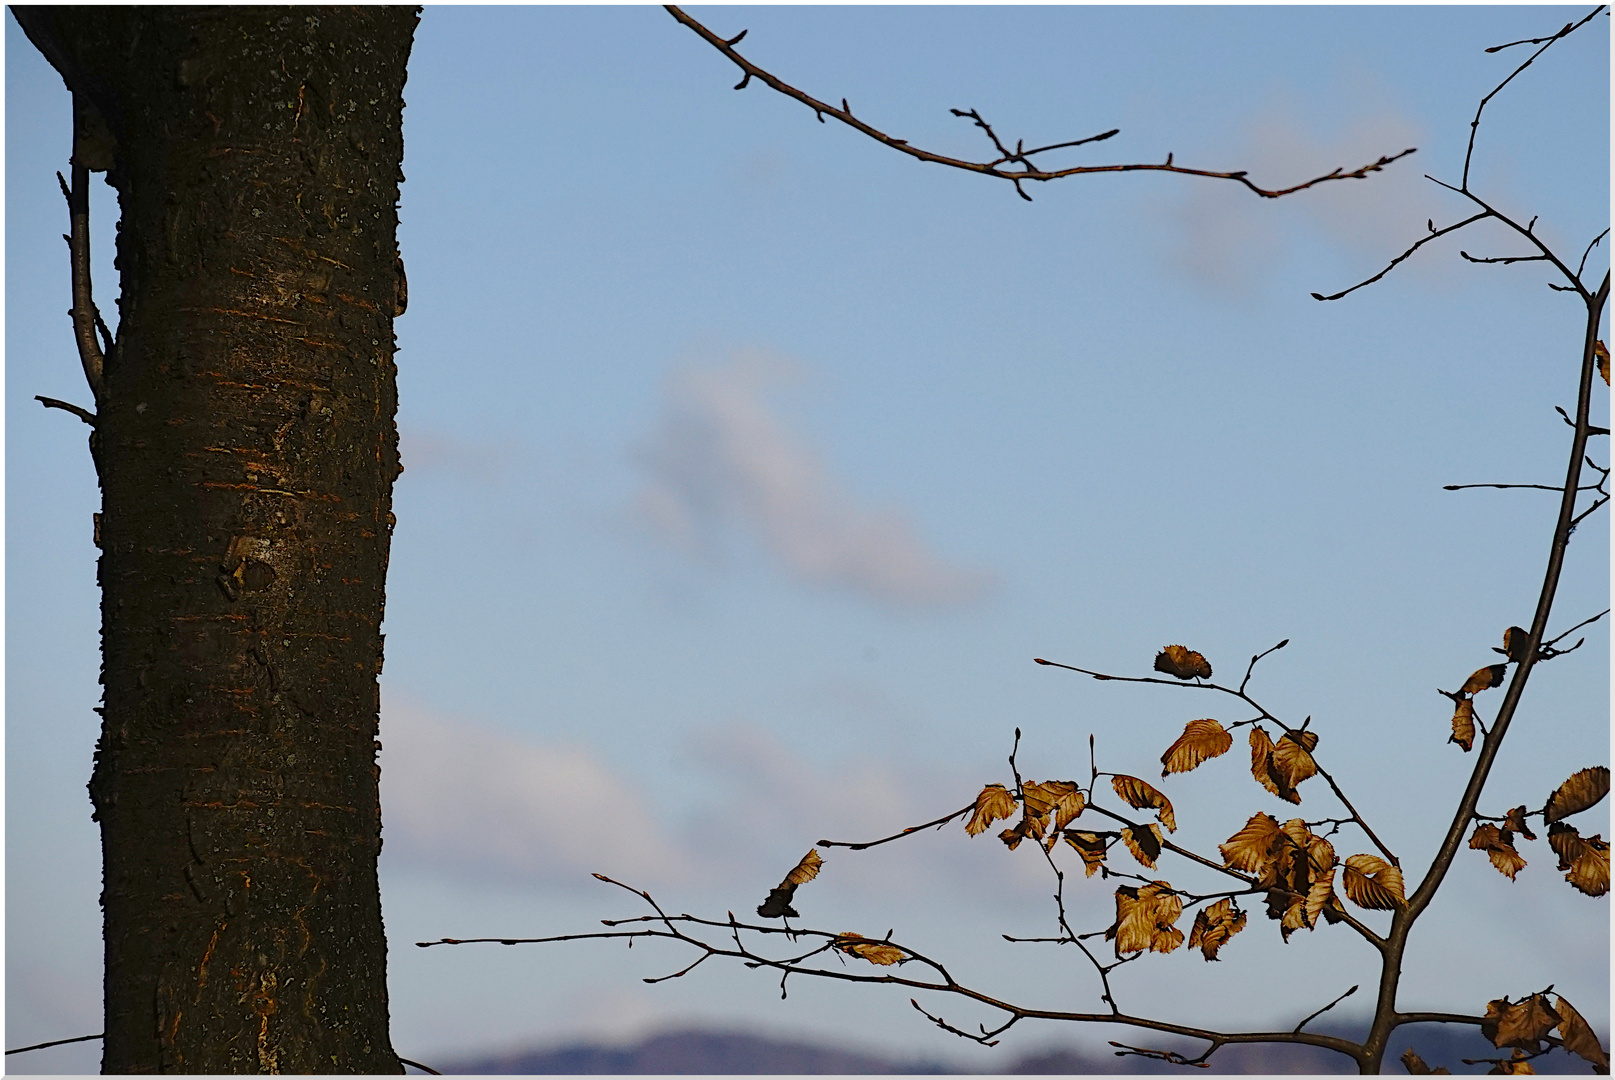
<box><xmin>379</xmin><ymin>703</ymin><xmax>686</xmax><ymax>888</ymax></box>
<box><xmin>1166</xmin><ymin>102</ymin><xmax>1433</xmax><ymax>295</ymax></box>
<box><xmin>634</xmin><ymin>349</ymin><xmax>994</xmax><ymax>609</ymax></box>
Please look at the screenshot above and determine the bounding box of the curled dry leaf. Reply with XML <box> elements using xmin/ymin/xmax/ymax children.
<box><xmin>1220</xmin><ymin>812</ymin><xmax>1283</xmax><ymax>878</ymax></box>
<box><xmin>1500</xmin><ymin>806</ymin><xmax>1536</xmax><ymax>841</ymax></box>
<box><xmin>1501</xmin><ymin>625</ymin><xmax>1531</xmax><ymax>663</ymax></box>
<box><xmin>1469</xmin><ymin>824</ymin><xmax>1526</xmax><ymax>880</ymax></box>
<box><xmin>757</xmin><ymin>849</ymin><xmax>825</xmax><ymax>918</ymax></box>
<box><xmin>1461</xmin><ymin>664</ymin><xmax>1508</xmax><ymax>695</ymax></box>
<box><xmin>965</xmin><ymin>783</ymin><xmax>1019</xmax><ymax>836</ymax></box>
<box><xmin>1023</xmin><ymin>780</ymin><xmax>1086</xmax><ymax>831</ymax></box>
<box><xmin>1342</xmin><ymin>853</ymin><xmax>1406</xmax><ymax>910</ymax></box>
<box><xmin>1161</xmin><ymin>718</ymin><xmax>1233</xmax><ymax>776</ymax></box>
<box><xmin>1186</xmin><ymin>897</ymin><xmax>1247</xmax><ymax>961</ymax></box>
<box><xmin>1400</xmin><ymin>1048</ymin><xmax>1452</xmax><ymax>1074</ymax></box>
<box><xmin>1597</xmin><ymin>339</ymin><xmax>1610</xmax><ymax>386</ymax></box>
<box><xmin>1547</xmin><ymin>822</ymin><xmax>1583</xmax><ymax>870</ymax></box>
<box><xmin>1450</xmin><ymin>698</ymin><xmax>1476</xmax><ymax>752</ymax></box>
<box><xmin>1565</xmin><ymin>834</ymin><xmax>1608</xmax><ymax>897</ymax></box>
<box><xmin>1106</xmin><ymin>881</ymin><xmax>1184</xmax><ymax>955</ymax></box>
<box><xmin>1121</xmin><ymin>822</ymin><xmax>1164</xmax><ymax>868</ymax></box>
<box><xmin>1112</xmin><ymin>774</ymin><xmax>1176</xmax><ymax>832</ymax></box>
<box><xmin>1542</xmin><ymin>766</ymin><xmax>1610</xmax><ymax>824</ymax></box>
<box><xmin>832</xmin><ymin>932</ymin><xmax>905</xmax><ymax>967</ymax></box>
<box><xmin>1482</xmin><ymin>994</ymin><xmax>1561</xmax><ymax>1052</ymax></box>
<box><xmin>1551</xmin><ymin>995</ymin><xmax>1609</xmax><ymax>1071</ymax></box>
<box><xmin>1062</xmin><ymin>830</ymin><xmax>1108</xmax><ymax>876</ymax></box>
<box><xmin>1271</xmin><ymin>731</ymin><xmax>1320</xmax><ymax>790</ymax></box>
<box><xmin>1154</xmin><ymin>644</ymin><xmax>1212</xmax><ymax>681</ymax></box>
<box><xmin>1249</xmin><ymin>726</ymin><xmax>1302</xmax><ymax>804</ymax></box>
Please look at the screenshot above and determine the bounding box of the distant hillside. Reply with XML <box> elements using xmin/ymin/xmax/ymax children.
<box><xmin>440</xmin><ymin>1022</ymin><xmax>1603</xmax><ymax>1074</ymax></box>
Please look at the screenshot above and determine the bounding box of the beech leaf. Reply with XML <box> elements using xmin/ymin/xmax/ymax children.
<box><xmin>1460</xmin><ymin>664</ymin><xmax>1508</xmax><ymax>695</ymax></box>
<box><xmin>1342</xmin><ymin>853</ymin><xmax>1406</xmax><ymax>910</ymax></box>
<box><xmin>1565</xmin><ymin>834</ymin><xmax>1609</xmax><ymax>896</ymax></box>
<box><xmin>1450</xmin><ymin>698</ymin><xmax>1476</xmax><ymax>752</ymax></box>
<box><xmin>1186</xmin><ymin>897</ymin><xmax>1247</xmax><ymax>961</ymax></box>
<box><xmin>1469</xmin><ymin>824</ymin><xmax>1526</xmax><ymax>880</ymax></box>
<box><xmin>1542</xmin><ymin>766</ymin><xmax>1610</xmax><ymax>824</ymax></box>
<box><xmin>1500</xmin><ymin>806</ymin><xmax>1536</xmax><ymax>841</ymax></box>
<box><xmin>1112</xmin><ymin>774</ymin><xmax>1176</xmax><ymax>832</ymax></box>
<box><xmin>1552</xmin><ymin>995</ymin><xmax>1609</xmax><ymax>1071</ymax></box>
<box><xmin>1597</xmin><ymin>339</ymin><xmax>1610</xmax><ymax>386</ymax></box>
<box><xmin>1154</xmin><ymin>644</ymin><xmax>1212</xmax><ymax>680</ymax></box>
<box><xmin>1272</xmin><ymin>731</ymin><xmax>1320</xmax><ymax>790</ymax></box>
<box><xmin>1501</xmin><ymin>625</ymin><xmax>1531</xmax><ymax>663</ymax></box>
<box><xmin>1121</xmin><ymin>822</ymin><xmax>1164</xmax><ymax>868</ymax></box>
<box><xmin>1024</xmin><ymin>780</ymin><xmax>1086</xmax><ymax>831</ymax></box>
<box><xmin>832</xmin><ymin>932</ymin><xmax>905</xmax><ymax>967</ymax></box>
<box><xmin>1106</xmin><ymin>881</ymin><xmax>1183</xmax><ymax>955</ymax></box>
<box><xmin>782</xmin><ymin>849</ymin><xmax>823</xmax><ymax>886</ymax></box>
<box><xmin>965</xmin><ymin>783</ymin><xmax>1019</xmax><ymax>836</ymax></box>
<box><xmin>1062</xmin><ymin>830</ymin><xmax>1109</xmax><ymax>876</ymax></box>
<box><xmin>1547</xmin><ymin>822</ymin><xmax>1583</xmax><ymax>870</ymax></box>
<box><xmin>1249</xmin><ymin>726</ymin><xmax>1302</xmax><ymax>803</ymax></box>
<box><xmin>1482</xmin><ymin>994</ymin><xmax>1561</xmax><ymax>1051</ymax></box>
<box><xmin>1220</xmin><ymin>812</ymin><xmax>1283</xmax><ymax>877</ymax></box>
<box><xmin>1161</xmin><ymin>718</ymin><xmax>1233</xmax><ymax>776</ymax></box>
<box><xmin>1400</xmin><ymin>1048</ymin><xmax>1452</xmax><ymax>1074</ymax></box>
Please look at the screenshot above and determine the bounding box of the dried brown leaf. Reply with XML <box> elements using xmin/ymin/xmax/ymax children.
<box><xmin>1121</xmin><ymin>822</ymin><xmax>1164</xmax><ymax>868</ymax></box>
<box><xmin>1450</xmin><ymin>698</ymin><xmax>1476</xmax><ymax>752</ymax></box>
<box><xmin>1565</xmin><ymin>834</ymin><xmax>1609</xmax><ymax>897</ymax></box>
<box><xmin>1547</xmin><ymin>822</ymin><xmax>1584</xmax><ymax>870</ymax></box>
<box><xmin>1062</xmin><ymin>830</ymin><xmax>1109</xmax><ymax>876</ymax></box>
<box><xmin>1482</xmin><ymin>994</ymin><xmax>1561</xmax><ymax>1051</ymax></box>
<box><xmin>1024</xmin><ymin>780</ymin><xmax>1086</xmax><ymax>831</ymax></box>
<box><xmin>1106</xmin><ymin>881</ymin><xmax>1183</xmax><ymax>955</ymax></box>
<box><xmin>1220</xmin><ymin>812</ymin><xmax>1283</xmax><ymax>877</ymax></box>
<box><xmin>1186</xmin><ymin>897</ymin><xmax>1247</xmax><ymax>961</ymax></box>
<box><xmin>1161</xmin><ymin>718</ymin><xmax>1234</xmax><ymax>776</ymax></box>
<box><xmin>1250</xmin><ymin>726</ymin><xmax>1301</xmax><ymax>804</ymax></box>
<box><xmin>1400</xmin><ymin>1048</ymin><xmax>1452</xmax><ymax>1074</ymax></box>
<box><xmin>832</xmin><ymin>932</ymin><xmax>905</xmax><ymax>966</ymax></box>
<box><xmin>1500</xmin><ymin>806</ymin><xmax>1537</xmax><ymax>842</ymax></box>
<box><xmin>1272</xmin><ymin>731</ymin><xmax>1320</xmax><ymax>790</ymax></box>
<box><xmin>1501</xmin><ymin>625</ymin><xmax>1531</xmax><ymax>663</ymax></box>
<box><xmin>1552</xmin><ymin>995</ymin><xmax>1609</xmax><ymax>1071</ymax></box>
<box><xmin>1155</xmin><ymin>644</ymin><xmax>1212</xmax><ymax>681</ymax></box>
<box><xmin>1543</xmin><ymin>766</ymin><xmax>1611</xmax><ymax>824</ymax></box>
<box><xmin>755</xmin><ymin>886</ymin><xmax>799</xmax><ymax>919</ymax></box>
<box><xmin>1342</xmin><ymin>853</ymin><xmax>1406</xmax><ymax>910</ymax></box>
<box><xmin>1112</xmin><ymin>774</ymin><xmax>1176</xmax><ymax>832</ymax></box>
<box><xmin>1461</xmin><ymin>664</ymin><xmax>1508</xmax><ymax>695</ymax></box>
<box><xmin>965</xmin><ymin>783</ymin><xmax>1018</xmax><ymax>836</ymax></box>
<box><xmin>1469</xmin><ymin>824</ymin><xmax>1526</xmax><ymax>880</ymax></box>
<box><xmin>1597</xmin><ymin>339</ymin><xmax>1610</xmax><ymax>386</ymax></box>
<box><xmin>782</xmin><ymin>849</ymin><xmax>823</xmax><ymax>887</ymax></box>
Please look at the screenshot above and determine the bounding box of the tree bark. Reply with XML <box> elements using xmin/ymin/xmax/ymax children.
<box><xmin>12</xmin><ymin>7</ymin><xmax>416</xmax><ymax>1073</ymax></box>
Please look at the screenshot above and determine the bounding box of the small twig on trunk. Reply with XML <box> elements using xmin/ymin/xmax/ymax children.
<box><xmin>35</xmin><ymin>395</ymin><xmax>97</xmax><ymax>426</ymax></box>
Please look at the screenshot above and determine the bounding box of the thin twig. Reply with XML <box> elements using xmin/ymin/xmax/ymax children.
<box><xmin>1295</xmin><ymin>985</ymin><xmax>1358</xmax><ymax>1033</ymax></box>
<box><xmin>35</xmin><ymin>395</ymin><xmax>97</xmax><ymax>425</ymax></box>
<box><xmin>664</xmin><ymin>6</ymin><xmax>1414</xmax><ymax>203</ymax></box>
<box><xmin>1463</xmin><ymin>7</ymin><xmax>1605</xmax><ymax>189</ymax></box>
<box><xmin>398</xmin><ymin>1057</ymin><xmax>442</xmax><ymax>1075</ymax></box>
<box><xmin>817</xmin><ymin>804</ymin><xmax>973</xmax><ymax>851</ymax></box>
<box><xmin>6</xmin><ymin>1033</ymin><xmax>103</xmax><ymax>1056</ymax></box>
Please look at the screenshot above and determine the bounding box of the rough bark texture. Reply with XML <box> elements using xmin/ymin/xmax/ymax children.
<box><xmin>13</xmin><ymin>7</ymin><xmax>416</xmax><ymax>1073</ymax></box>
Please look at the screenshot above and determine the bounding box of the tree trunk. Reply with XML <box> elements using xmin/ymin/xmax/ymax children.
<box><xmin>12</xmin><ymin>7</ymin><xmax>415</xmax><ymax>1073</ymax></box>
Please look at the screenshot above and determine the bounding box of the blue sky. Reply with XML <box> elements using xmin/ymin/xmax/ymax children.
<box><xmin>6</xmin><ymin>6</ymin><xmax>1609</xmax><ymax>1072</ymax></box>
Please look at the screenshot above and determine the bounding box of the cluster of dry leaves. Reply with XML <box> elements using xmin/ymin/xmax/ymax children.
<box><xmin>754</xmin><ymin>643</ymin><xmax>1607</xmax><ymax>1069</ymax></box>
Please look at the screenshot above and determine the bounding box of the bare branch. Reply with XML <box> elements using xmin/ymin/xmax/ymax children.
<box><xmin>1295</xmin><ymin>985</ymin><xmax>1358</xmax><ymax>1033</ymax></box>
<box><xmin>1464</xmin><ymin>7</ymin><xmax>1605</xmax><ymax>188</ymax></box>
<box><xmin>1312</xmin><ymin>211</ymin><xmax>1491</xmax><ymax>301</ymax></box>
<box><xmin>397</xmin><ymin>1057</ymin><xmax>442</xmax><ymax>1076</ymax></box>
<box><xmin>6</xmin><ymin>1033</ymin><xmax>103</xmax><ymax>1057</ymax></box>
<box><xmin>35</xmin><ymin>395</ymin><xmax>97</xmax><ymax>426</ymax></box>
<box><xmin>665</xmin><ymin>6</ymin><xmax>1414</xmax><ymax>202</ymax></box>
<box><xmin>58</xmin><ymin>133</ymin><xmax>105</xmax><ymax>403</ymax></box>
<box><xmin>1576</xmin><ymin>228</ymin><xmax>1609</xmax><ymax>281</ymax></box>
<box><xmin>817</xmin><ymin>803</ymin><xmax>973</xmax><ymax>851</ymax></box>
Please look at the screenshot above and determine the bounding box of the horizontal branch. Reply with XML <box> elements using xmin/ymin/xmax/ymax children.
<box><xmin>35</xmin><ymin>394</ymin><xmax>96</xmax><ymax>425</ymax></box>
<box><xmin>665</xmin><ymin>5</ymin><xmax>1413</xmax><ymax>203</ymax></box>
